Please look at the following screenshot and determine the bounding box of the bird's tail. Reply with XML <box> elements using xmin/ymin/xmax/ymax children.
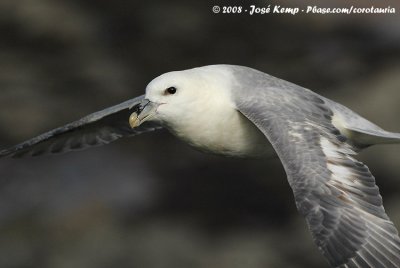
<box><xmin>346</xmin><ymin>128</ymin><xmax>400</xmax><ymax>148</ymax></box>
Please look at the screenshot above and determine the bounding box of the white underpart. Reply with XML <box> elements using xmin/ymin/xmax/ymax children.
<box><xmin>331</xmin><ymin>113</ymin><xmax>354</xmax><ymax>140</ymax></box>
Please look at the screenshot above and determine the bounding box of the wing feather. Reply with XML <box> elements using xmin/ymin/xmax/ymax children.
<box><xmin>231</xmin><ymin>69</ymin><xmax>400</xmax><ymax>267</ymax></box>
<box><xmin>0</xmin><ymin>95</ymin><xmax>161</xmax><ymax>158</ymax></box>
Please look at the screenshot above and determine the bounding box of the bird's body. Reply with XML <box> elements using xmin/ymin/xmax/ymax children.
<box><xmin>2</xmin><ymin>65</ymin><xmax>400</xmax><ymax>267</ymax></box>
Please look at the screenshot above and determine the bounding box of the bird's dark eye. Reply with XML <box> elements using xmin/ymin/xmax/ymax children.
<box><xmin>165</xmin><ymin>87</ymin><xmax>177</xmax><ymax>95</ymax></box>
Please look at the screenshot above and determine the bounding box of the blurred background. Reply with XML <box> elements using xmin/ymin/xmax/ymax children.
<box><xmin>0</xmin><ymin>0</ymin><xmax>400</xmax><ymax>267</ymax></box>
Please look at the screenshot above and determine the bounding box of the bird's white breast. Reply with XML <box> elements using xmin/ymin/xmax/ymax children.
<box><xmin>162</xmin><ymin>91</ymin><xmax>273</xmax><ymax>157</ymax></box>
<box><xmin>166</xmin><ymin>108</ymin><xmax>273</xmax><ymax>157</ymax></box>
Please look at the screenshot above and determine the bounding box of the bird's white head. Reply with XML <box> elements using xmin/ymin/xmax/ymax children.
<box><xmin>129</xmin><ymin>65</ymin><xmax>236</xmax><ymax>130</ymax></box>
<box><xmin>129</xmin><ymin>64</ymin><xmax>272</xmax><ymax>157</ymax></box>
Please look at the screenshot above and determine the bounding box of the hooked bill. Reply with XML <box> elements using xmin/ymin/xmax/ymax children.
<box><xmin>129</xmin><ymin>112</ymin><xmax>141</xmax><ymax>128</ymax></box>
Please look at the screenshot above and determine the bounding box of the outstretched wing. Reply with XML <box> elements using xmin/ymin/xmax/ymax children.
<box><xmin>234</xmin><ymin>82</ymin><xmax>400</xmax><ymax>267</ymax></box>
<box><xmin>0</xmin><ymin>95</ymin><xmax>161</xmax><ymax>158</ymax></box>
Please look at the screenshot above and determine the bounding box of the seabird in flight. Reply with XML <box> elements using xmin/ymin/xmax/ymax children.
<box><xmin>1</xmin><ymin>65</ymin><xmax>400</xmax><ymax>267</ymax></box>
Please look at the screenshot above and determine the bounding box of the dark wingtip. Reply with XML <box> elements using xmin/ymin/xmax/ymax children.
<box><xmin>0</xmin><ymin>145</ymin><xmax>32</xmax><ymax>158</ymax></box>
<box><xmin>0</xmin><ymin>148</ymin><xmax>14</xmax><ymax>158</ymax></box>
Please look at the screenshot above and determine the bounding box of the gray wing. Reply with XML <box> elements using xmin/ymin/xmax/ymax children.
<box><xmin>0</xmin><ymin>95</ymin><xmax>161</xmax><ymax>158</ymax></box>
<box><xmin>232</xmin><ymin>72</ymin><xmax>400</xmax><ymax>267</ymax></box>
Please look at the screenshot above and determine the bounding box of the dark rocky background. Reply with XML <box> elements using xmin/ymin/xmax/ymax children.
<box><xmin>0</xmin><ymin>0</ymin><xmax>400</xmax><ymax>267</ymax></box>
